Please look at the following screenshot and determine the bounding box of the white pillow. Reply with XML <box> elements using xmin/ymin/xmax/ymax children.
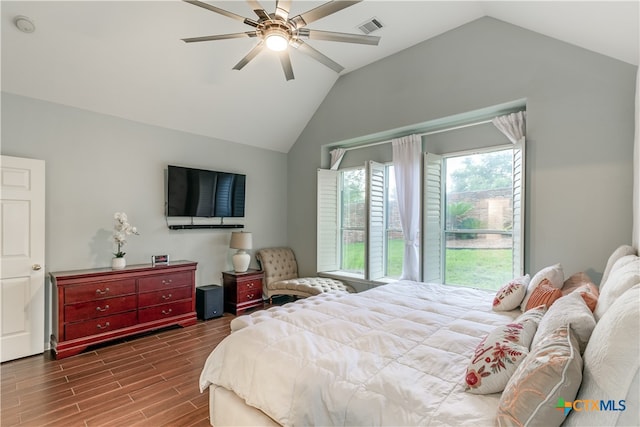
<box><xmin>563</xmin><ymin>285</ymin><xmax>640</xmax><ymax>427</ymax></box>
<box><xmin>594</xmin><ymin>256</ymin><xmax>640</xmax><ymax>321</ymax></box>
<box><xmin>600</xmin><ymin>244</ymin><xmax>637</xmax><ymax>287</ymax></box>
<box><xmin>521</xmin><ymin>264</ymin><xmax>564</xmax><ymax>312</ymax></box>
<box><xmin>531</xmin><ymin>291</ymin><xmax>596</xmax><ymax>354</ymax></box>
<box><xmin>493</xmin><ymin>275</ymin><xmax>529</xmax><ymax>311</ymax></box>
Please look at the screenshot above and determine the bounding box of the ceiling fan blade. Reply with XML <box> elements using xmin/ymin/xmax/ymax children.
<box><xmin>291</xmin><ymin>0</ymin><xmax>362</xmax><ymax>28</ymax></box>
<box><xmin>246</xmin><ymin>0</ymin><xmax>271</xmax><ymax>21</ymax></box>
<box><xmin>182</xmin><ymin>31</ymin><xmax>258</xmax><ymax>43</ymax></box>
<box><xmin>298</xmin><ymin>29</ymin><xmax>380</xmax><ymax>45</ymax></box>
<box><xmin>293</xmin><ymin>40</ymin><xmax>344</xmax><ymax>73</ymax></box>
<box><xmin>232</xmin><ymin>41</ymin><xmax>264</xmax><ymax>71</ymax></box>
<box><xmin>183</xmin><ymin>0</ymin><xmax>259</xmax><ymax>27</ymax></box>
<box><xmin>275</xmin><ymin>0</ymin><xmax>292</xmax><ymax>20</ymax></box>
<box><xmin>279</xmin><ymin>51</ymin><xmax>295</xmax><ymax>81</ymax></box>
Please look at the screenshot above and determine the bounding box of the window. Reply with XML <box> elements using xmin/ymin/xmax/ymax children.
<box><xmin>317</xmin><ymin>162</ymin><xmax>402</xmax><ymax>281</ymax></box>
<box><xmin>386</xmin><ymin>166</ymin><xmax>404</xmax><ymax>278</ymax></box>
<box><xmin>444</xmin><ymin>150</ymin><xmax>514</xmax><ymax>289</ymax></box>
<box><xmin>340</xmin><ymin>168</ymin><xmax>365</xmax><ymax>274</ymax></box>
<box><xmin>423</xmin><ymin>144</ymin><xmax>524</xmax><ymax>291</ymax></box>
<box><xmin>319</xmin><ymin>120</ymin><xmax>524</xmax><ymax>289</ymax></box>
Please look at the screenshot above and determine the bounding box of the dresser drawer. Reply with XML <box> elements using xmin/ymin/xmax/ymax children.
<box><xmin>65</xmin><ymin>295</ymin><xmax>137</xmax><ymax>321</ymax></box>
<box><xmin>138</xmin><ymin>272</ymin><xmax>192</xmax><ymax>292</ymax></box>
<box><xmin>233</xmin><ymin>288</ymin><xmax>262</xmax><ymax>304</ymax></box>
<box><xmin>138</xmin><ymin>300</ymin><xmax>192</xmax><ymax>323</ymax></box>
<box><xmin>64</xmin><ymin>279</ymin><xmax>136</xmax><ymax>304</ymax></box>
<box><xmin>138</xmin><ymin>286</ymin><xmax>192</xmax><ymax>308</ymax></box>
<box><xmin>65</xmin><ymin>312</ymin><xmax>137</xmax><ymax>341</ymax></box>
<box><xmin>237</xmin><ymin>278</ymin><xmax>262</xmax><ymax>293</ymax></box>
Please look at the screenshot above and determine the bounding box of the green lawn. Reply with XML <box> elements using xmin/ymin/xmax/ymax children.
<box><xmin>445</xmin><ymin>248</ymin><xmax>512</xmax><ymax>290</ymax></box>
<box><xmin>342</xmin><ymin>240</ymin><xmax>511</xmax><ymax>290</ymax></box>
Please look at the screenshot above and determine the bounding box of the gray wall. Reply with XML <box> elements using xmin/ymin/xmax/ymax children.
<box><xmin>288</xmin><ymin>17</ymin><xmax>637</xmax><ymax>281</ymax></box>
<box><xmin>1</xmin><ymin>93</ymin><xmax>288</xmax><ymax>285</ymax></box>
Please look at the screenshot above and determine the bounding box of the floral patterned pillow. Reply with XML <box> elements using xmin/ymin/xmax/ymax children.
<box><xmin>465</xmin><ymin>306</ymin><xmax>546</xmax><ymax>394</ymax></box>
<box><xmin>493</xmin><ymin>275</ymin><xmax>530</xmax><ymax>311</ymax></box>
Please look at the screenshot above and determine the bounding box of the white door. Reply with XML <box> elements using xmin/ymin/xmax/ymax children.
<box><xmin>0</xmin><ymin>156</ymin><xmax>45</xmax><ymax>362</ymax></box>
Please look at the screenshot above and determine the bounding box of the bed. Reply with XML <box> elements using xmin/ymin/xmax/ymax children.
<box><xmin>199</xmin><ymin>246</ymin><xmax>639</xmax><ymax>426</ymax></box>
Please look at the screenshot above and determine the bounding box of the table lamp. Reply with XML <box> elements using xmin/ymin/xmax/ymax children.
<box><xmin>229</xmin><ymin>231</ymin><xmax>252</xmax><ymax>273</ymax></box>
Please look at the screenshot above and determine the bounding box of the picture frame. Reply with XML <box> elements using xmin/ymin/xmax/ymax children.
<box><xmin>152</xmin><ymin>254</ymin><xmax>170</xmax><ymax>266</ymax></box>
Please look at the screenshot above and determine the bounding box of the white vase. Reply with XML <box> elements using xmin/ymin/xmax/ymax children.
<box><xmin>112</xmin><ymin>257</ymin><xmax>126</xmax><ymax>270</ymax></box>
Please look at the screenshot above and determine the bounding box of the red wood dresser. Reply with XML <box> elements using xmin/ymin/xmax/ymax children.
<box><xmin>50</xmin><ymin>261</ymin><xmax>197</xmax><ymax>359</ymax></box>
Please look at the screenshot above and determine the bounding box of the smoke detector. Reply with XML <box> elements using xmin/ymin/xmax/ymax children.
<box><xmin>14</xmin><ymin>15</ymin><xmax>35</xmax><ymax>33</ymax></box>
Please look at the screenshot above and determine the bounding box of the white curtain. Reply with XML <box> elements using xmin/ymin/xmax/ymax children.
<box><xmin>392</xmin><ymin>134</ymin><xmax>421</xmax><ymax>281</ymax></box>
<box><xmin>633</xmin><ymin>68</ymin><xmax>639</xmax><ymax>250</ymax></box>
<box><xmin>329</xmin><ymin>148</ymin><xmax>346</xmax><ymax>170</ymax></box>
<box><xmin>492</xmin><ymin>111</ymin><xmax>526</xmax><ymax>144</ymax></box>
<box><xmin>493</xmin><ymin>111</ymin><xmax>527</xmax><ymax>277</ymax></box>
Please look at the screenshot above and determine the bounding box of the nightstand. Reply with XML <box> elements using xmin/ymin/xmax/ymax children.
<box><xmin>222</xmin><ymin>269</ymin><xmax>264</xmax><ymax>315</ymax></box>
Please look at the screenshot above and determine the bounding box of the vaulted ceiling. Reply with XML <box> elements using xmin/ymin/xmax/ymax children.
<box><xmin>2</xmin><ymin>1</ymin><xmax>638</xmax><ymax>153</ymax></box>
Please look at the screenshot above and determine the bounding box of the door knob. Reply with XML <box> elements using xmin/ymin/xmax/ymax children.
<box><xmin>32</xmin><ymin>264</ymin><xmax>42</xmax><ymax>271</ymax></box>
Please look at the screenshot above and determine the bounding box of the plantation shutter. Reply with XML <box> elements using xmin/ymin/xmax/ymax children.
<box><xmin>512</xmin><ymin>141</ymin><xmax>525</xmax><ymax>277</ymax></box>
<box><xmin>317</xmin><ymin>168</ymin><xmax>340</xmax><ymax>272</ymax></box>
<box><xmin>423</xmin><ymin>153</ymin><xmax>443</xmax><ymax>283</ymax></box>
<box><xmin>366</xmin><ymin>161</ymin><xmax>385</xmax><ymax>281</ymax></box>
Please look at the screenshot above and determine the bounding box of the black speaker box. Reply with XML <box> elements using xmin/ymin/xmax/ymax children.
<box><xmin>196</xmin><ymin>285</ymin><xmax>224</xmax><ymax>320</ymax></box>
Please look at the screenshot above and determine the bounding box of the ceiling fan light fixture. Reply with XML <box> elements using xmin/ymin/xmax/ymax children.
<box><xmin>182</xmin><ymin>0</ymin><xmax>381</xmax><ymax>80</ymax></box>
<box><xmin>265</xmin><ymin>29</ymin><xmax>289</xmax><ymax>51</ymax></box>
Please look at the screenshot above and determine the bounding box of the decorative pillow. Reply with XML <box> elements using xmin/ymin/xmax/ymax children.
<box><xmin>465</xmin><ymin>306</ymin><xmax>546</xmax><ymax>394</ymax></box>
<box><xmin>561</xmin><ymin>272</ymin><xmax>600</xmax><ymax>312</ymax></box>
<box><xmin>531</xmin><ymin>291</ymin><xmax>596</xmax><ymax>354</ymax></box>
<box><xmin>524</xmin><ymin>279</ymin><xmax>563</xmax><ymax>311</ymax></box>
<box><xmin>578</xmin><ymin>289</ymin><xmax>598</xmax><ymax>313</ymax></box>
<box><xmin>561</xmin><ymin>272</ymin><xmax>598</xmax><ymax>296</ymax></box>
<box><xmin>600</xmin><ymin>244</ymin><xmax>636</xmax><ymax>288</ymax></box>
<box><xmin>563</xmin><ymin>285</ymin><xmax>640</xmax><ymax>427</ymax></box>
<box><xmin>521</xmin><ymin>264</ymin><xmax>564</xmax><ymax>312</ymax></box>
<box><xmin>594</xmin><ymin>256</ymin><xmax>640</xmax><ymax>321</ymax></box>
<box><xmin>493</xmin><ymin>275</ymin><xmax>530</xmax><ymax>311</ymax></box>
<box><xmin>496</xmin><ymin>324</ymin><xmax>583</xmax><ymax>427</ymax></box>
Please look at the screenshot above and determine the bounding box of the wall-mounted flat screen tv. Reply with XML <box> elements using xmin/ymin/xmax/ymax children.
<box><xmin>167</xmin><ymin>165</ymin><xmax>246</xmax><ymax>218</ymax></box>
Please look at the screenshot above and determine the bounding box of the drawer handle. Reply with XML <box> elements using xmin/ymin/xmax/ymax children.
<box><xmin>95</xmin><ymin>287</ymin><xmax>110</xmax><ymax>295</ymax></box>
<box><xmin>162</xmin><ymin>294</ymin><xmax>172</xmax><ymax>300</ymax></box>
<box><xmin>247</xmin><ymin>282</ymin><xmax>254</xmax><ymax>288</ymax></box>
<box><xmin>161</xmin><ymin>309</ymin><xmax>172</xmax><ymax>315</ymax></box>
<box><xmin>96</xmin><ymin>322</ymin><xmax>110</xmax><ymax>329</ymax></box>
<box><xmin>247</xmin><ymin>293</ymin><xmax>254</xmax><ymax>300</ymax></box>
<box><xmin>162</xmin><ymin>279</ymin><xmax>173</xmax><ymax>285</ymax></box>
<box><xmin>96</xmin><ymin>305</ymin><xmax>110</xmax><ymax>312</ymax></box>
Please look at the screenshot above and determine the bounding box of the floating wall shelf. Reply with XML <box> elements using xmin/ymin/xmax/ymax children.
<box><xmin>168</xmin><ymin>224</ymin><xmax>244</xmax><ymax>230</ymax></box>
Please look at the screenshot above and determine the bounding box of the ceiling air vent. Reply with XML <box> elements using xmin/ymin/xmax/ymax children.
<box><xmin>357</xmin><ymin>17</ymin><xmax>383</xmax><ymax>35</ymax></box>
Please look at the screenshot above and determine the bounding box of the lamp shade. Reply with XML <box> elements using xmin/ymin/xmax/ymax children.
<box><xmin>230</xmin><ymin>231</ymin><xmax>252</xmax><ymax>250</ymax></box>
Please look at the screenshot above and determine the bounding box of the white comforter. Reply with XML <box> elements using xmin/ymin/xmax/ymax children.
<box><xmin>199</xmin><ymin>280</ymin><xmax>520</xmax><ymax>426</ymax></box>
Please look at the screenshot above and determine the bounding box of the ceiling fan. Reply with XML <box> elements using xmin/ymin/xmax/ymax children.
<box><xmin>182</xmin><ymin>0</ymin><xmax>381</xmax><ymax>81</ymax></box>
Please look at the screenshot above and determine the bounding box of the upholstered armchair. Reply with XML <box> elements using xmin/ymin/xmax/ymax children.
<box><xmin>255</xmin><ymin>247</ymin><xmax>353</xmax><ymax>303</ymax></box>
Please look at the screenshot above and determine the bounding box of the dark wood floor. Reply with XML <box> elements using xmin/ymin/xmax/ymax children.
<box><xmin>1</xmin><ymin>314</ymin><xmax>233</xmax><ymax>427</ymax></box>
